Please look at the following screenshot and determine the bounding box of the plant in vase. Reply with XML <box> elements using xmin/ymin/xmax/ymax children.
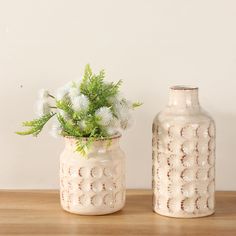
<box><xmin>17</xmin><ymin>64</ymin><xmax>141</xmax><ymax>215</ymax></box>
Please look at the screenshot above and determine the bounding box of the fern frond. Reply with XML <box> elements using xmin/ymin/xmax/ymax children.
<box><xmin>16</xmin><ymin>113</ymin><xmax>55</xmax><ymax>136</ymax></box>
<box><xmin>80</xmin><ymin>66</ymin><xmax>122</xmax><ymax>113</ymax></box>
<box><xmin>84</xmin><ymin>64</ymin><xmax>93</xmax><ymax>81</ymax></box>
<box><xmin>16</xmin><ymin>64</ymin><xmax>142</xmax><ymax>155</ymax></box>
<box><xmin>75</xmin><ymin>136</ymin><xmax>95</xmax><ymax>156</ymax></box>
<box><xmin>56</xmin><ymin>99</ymin><xmax>74</xmax><ymax>117</ymax></box>
<box><xmin>132</xmin><ymin>102</ymin><xmax>143</xmax><ymax>108</ymax></box>
<box><xmin>57</xmin><ymin>114</ymin><xmax>82</xmax><ymax>137</ymax></box>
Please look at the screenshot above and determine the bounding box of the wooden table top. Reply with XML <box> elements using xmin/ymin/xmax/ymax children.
<box><xmin>0</xmin><ymin>190</ymin><xmax>235</xmax><ymax>236</ymax></box>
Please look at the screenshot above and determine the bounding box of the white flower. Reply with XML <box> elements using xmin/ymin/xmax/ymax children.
<box><xmin>109</xmin><ymin>118</ymin><xmax>120</xmax><ymax>128</ymax></box>
<box><xmin>123</xmin><ymin>99</ymin><xmax>133</xmax><ymax>109</ymax></box>
<box><xmin>95</xmin><ymin>107</ymin><xmax>113</xmax><ymax>126</ymax></box>
<box><xmin>72</xmin><ymin>77</ymin><xmax>81</xmax><ymax>87</ymax></box>
<box><xmin>109</xmin><ymin>92</ymin><xmax>123</xmax><ymax>103</ymax></box>
<box><xmin>77</xmin><ymin>120</ymin><xmax>87</xmax><ymax>130</ymax></box>
<box><xmin>114</xmin><ymin>100</ymin><xmax>129</xmax><ymax>120</ymax></box>
<box><xmin>69</xmin><ymin>87</ymin><xmax>80</xmax><ymax>99</ymax></box>
<box><xmin>72</xmin><ymin>94</ymin><xmax>89</xmax><ymax>112</ymax></box>
<box><xmin>56</xmin><ymin>87</ymin><xmax>68</xmax><ymax>100</ymax></box>
<box><xmin>110</xmin><ymin>96</ymin><xmax>135</xmax><ymax>130</ymax></box>
<box><xmin>112</xmin><ymin>99</ymin><xmax>134</xmax><ymax>130</ymax></box>
<box><xmin>106</xmin><ymin>127</ymin><xmax>118</xmax><ymax>136</ymax></box>
<box><xmin>38</xmin><ymin>89</ymin><xmax>49</xmax><ymax>99</ymax></box>
<box><xmin>35</xmin><ymin>98</ymin><xmax>51</xmax><ymax>117</ymax></box>
<box><xmin>59</xmin><ymin>110</ymin><xmax>70</xmax><ymax>120</ymax></box>
<box><xmin>105</xmin><ymin>118</ymin><xmax>119</xmax><ymax>136</ymax></box>
<box><xmin>50</xmin><ymin>120</ymin><xmax>62</xmax><ymax>138</ymax></box>
<box><xmin>120</xmin><ymin>113</ymin><xmax>134</xmax><ymax>130</ymax></box>
<box><xmin>56</xmin><ymin>81</ymin><xmax>74</xmax><ymax>100</ymax></box>
<box><xmin>64</xmin><ymin>81</ymin><xmax>74</xmax><ymax>90</ymax></box>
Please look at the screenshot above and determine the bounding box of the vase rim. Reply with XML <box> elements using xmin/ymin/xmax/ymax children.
<box><xmin>170</xmin><ymin>85</ymin><xmax>198</xmax><ymax>91</ymax></box>
<box><xmin>64</xmin><ymin>132</ymin><xmax>122</xmax><ymax>141</ymax></box>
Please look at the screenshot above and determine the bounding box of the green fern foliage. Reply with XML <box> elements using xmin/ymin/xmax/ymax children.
<box><xmin>75</xmin><ymin>137</ymin><xmax>95</xmax><ymax>156</ymax></box>
<box><xmin>56</xmin><ymin>99</ymin><xmax>74</xmax><ymax>118</ymax></box>
<box><xmin>16</xmin><ymin>64</ymin><xmax>142</xmax><ymax>156</ymax></box>
<box><xmin>16</xmin><ymin>113</ymin><xmax>55</xmax><ymax>136</ymax></box>
<box><xmin>132</xmin><ymin>102</ymin><xmax>143</xmax><ymax>108</ymax></box>
<box><xmin>80</xmin><ymin>65</ymin><xmax>122</xmax><ymax>113</ymax></box>
<box><xmin>57</xmin><ymin>114</ymin><xmax>82</xmax><ymax>137</ymax></box>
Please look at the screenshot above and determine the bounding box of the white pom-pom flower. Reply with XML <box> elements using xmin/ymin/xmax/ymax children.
<box><xmin>112</xmin><ymin>99</ymin><xmax>134</xmax><ymax>130</ymax></box>
<box><xmin>59</xmin><ymin>110</ymin><xmax>70</xmax><ymax>120</ymax></box>
<box><xmin>69</xmin><ymin>87</ymin><xmax>80</xmax><ymax>99</ymax></box>
<box><xmin>77</xmin><ymin>120</ymin><xmax>87</xmax><ymax>131</ymax></box>
<box><xmin>95</xmin><ymin>107</ymin><xmax>113</xmax><ymax>126</ymax></box>
<box><xmin>108</xmin><ymin>93</ymin><xmax>121</xmax><ymax>104</ymax></box>
<box><xmin>35</xmin><ymin>99</ymin><xmax>51</xmax><ymax>117</ymax></box>
<box><xmin>50</xmin><ymin>120</ymin><xmax>62</xmax><ymax>138</ymax></box>
<box><xmin>56</xmin><ymin>87</ymin><xmax>68</xmax><ymax>100</ymax></box>
<box><xmin>104</xmin><ymin>118</ymin><xmax>119</xmax><ymax>136</ymax></box>
<box><xmin>114</xmin><ymin>100</ymin><xmax>129</xmax><ymax>119</ymax></box>
<box><xmin>38</xmin><ymin>89</ymin><xmax>49</xmax><ymax>99</ymax></box>
<box><xmin>120</xmin><ymin>113</ymin><xmax>134</xmax><ymax>130</ymax></box>
<box><xmin>56</xmin><ymin>81</ymin><xmax>74</xmax><ymax>100</ymax></box>
<box><xmin>72</xmin><ymin>94</ymin><xmax>89</xmax><ymax>112</ymax></box>
<box><xmin>106</xmin><ymin>127</ymin><xmax>118</xmax><ymax>136</ymax></box>
<box><xmin>123</xmin><ymin>99</ymin><xmax>133</xmax><ymax>109</ymax></box>
<box><xmin>64</xmin><ymin>81</ymin><xmax>74</xmax><ymax>90</ymax></box>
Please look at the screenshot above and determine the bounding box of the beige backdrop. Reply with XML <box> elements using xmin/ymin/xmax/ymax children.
<box><xmin>0</xmin><ymin>0</ymin><xmax>235</xmax><ymax>189</ymax></box>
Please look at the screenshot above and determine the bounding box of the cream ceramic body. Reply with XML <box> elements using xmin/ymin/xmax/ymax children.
<box><xmin>152</xmin><ymin>86</ymin><xmax>215</xmax><ymax>218</ymax></box>
<box><xmin>60</xmin><ymin>134</ymin><xmax>126</xmax><ymax>215</ymax></box>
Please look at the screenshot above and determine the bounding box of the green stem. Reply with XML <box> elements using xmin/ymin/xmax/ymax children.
<box><xmin>49</xmin><ymin>94</ymin><xmax>55</xmax><ymax>99</ymax></box>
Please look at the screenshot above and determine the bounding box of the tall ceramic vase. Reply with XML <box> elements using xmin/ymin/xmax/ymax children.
<box><xmin>60</xmin><ymin>134</ymin><xmax>126</xmax><ymax>215</ymax></box>
<box><xmin>152</xmin><ymin>86</ymin><xmax>215</xmax><ymax>218</ymax></box>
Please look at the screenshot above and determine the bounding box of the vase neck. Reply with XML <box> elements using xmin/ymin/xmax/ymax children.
<box><xmin>168</xmin><ymin>86</ymin><xmax>200</xmax><ymax>110</ymax></box>
<box><xmin>64</xmin><ymin>134</ymin><xmax>121</xmax><ymax>154</ymax></box>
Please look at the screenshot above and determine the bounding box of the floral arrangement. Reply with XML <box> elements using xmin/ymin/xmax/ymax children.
<box><xmin>17</xmin><ymin>65</ymin><xmax>141</xmax><ymax>154</ymax></box>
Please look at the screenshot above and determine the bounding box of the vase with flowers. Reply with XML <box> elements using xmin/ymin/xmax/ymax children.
<box><xmin>17</xmin><ymin>64</ymin><xmax>141</xmax><ymax>215</ymax></box>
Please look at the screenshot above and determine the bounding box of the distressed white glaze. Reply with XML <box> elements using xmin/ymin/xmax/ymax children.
<box><xmin>60</xmin><ymin>134</ymin><xmax>126</xmax><ymax>215</ymax></box>
<box><xmin>152</xmin><ymin>86</ymin><xmax>215</xmax><ymax>218</ymax></box>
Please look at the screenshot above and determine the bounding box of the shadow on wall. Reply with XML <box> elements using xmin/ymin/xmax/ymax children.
<box><xmin>212</xmin><ymin>111</ymin><xmax>236</xmax><ymax>190</ymax></box>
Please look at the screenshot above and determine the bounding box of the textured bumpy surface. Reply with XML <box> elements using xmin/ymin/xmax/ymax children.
<box><xmin>152</xmin><ymin>120</ymin><xmax>215</xmax><ymax>218</ymax></box>
<box><xmin>60</xmin><ymin>161</ymin><xmax>125</xmax><ymax>215</ymax></box>
<box><xmin>60</xmin><ymin>138</ymin><xmax>125</xmax><ymax>215</ymax></box>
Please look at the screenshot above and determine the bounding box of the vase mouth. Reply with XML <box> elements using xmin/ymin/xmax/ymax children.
<box><xmin>170</xmin><ymin>85</ymin><xmax>198</xmax><ymax>91</ymax></box>
<box><xmin>65</xmin><ymin>132</ymin><xmax>122</xmax><ymax>142</ymax></box>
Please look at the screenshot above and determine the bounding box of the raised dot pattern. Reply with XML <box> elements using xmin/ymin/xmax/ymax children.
<box><xmin>152</xmin><ymin>121</ymin><xmax>215</xmax><ymax>217</ymax></box>
<box><xmin>60</xmin><ymin>163</ymin><xmax>125</xmax><ymax>211</ymax></box>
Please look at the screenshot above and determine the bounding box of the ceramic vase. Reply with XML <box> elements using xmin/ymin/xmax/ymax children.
<box><xmin>152</xmin><ymin>86</ymin><xmax>215</xmax><ymax>218</ymax></box>
<box><xmin>60</xmin><ymin>134</ymin><xmax>126</xmax><ymax>215</ymax></box>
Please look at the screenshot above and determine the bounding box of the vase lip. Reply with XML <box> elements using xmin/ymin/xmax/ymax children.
<box><xmin>170</xmin><ymin>85</ymin><xmax>198</xmax><ymax>91</ymax></box>
<box><xmin>64</xmin><ymin>132</ymin><xmax>122</xmax><ymax>142</ymax></box>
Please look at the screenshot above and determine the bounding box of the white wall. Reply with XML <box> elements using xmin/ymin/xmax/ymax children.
<box><xmin>0</xmin><ymin>0</ymin><xmax>236</xmax><ymax>190</ymax></box>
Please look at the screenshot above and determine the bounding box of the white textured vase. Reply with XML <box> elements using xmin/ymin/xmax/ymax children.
<box><xmin>60</xmin><ymin>134</ymin><xmax>126</xmax><ymax>215</ymax></box>
<box><xmin>152</xmin><ymin>86</ymin><xmax>215</xmax><ymax>218</ymax></box>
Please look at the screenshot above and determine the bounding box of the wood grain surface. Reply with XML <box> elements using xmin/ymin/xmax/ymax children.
<box><xmin>0</xmin><ymin>190</ymin><xmax>235</xmax><ymax>236</ymax></box>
